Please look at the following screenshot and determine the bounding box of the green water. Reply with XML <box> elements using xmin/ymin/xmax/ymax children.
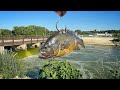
<box><xmin>15</xmin><ymin>48</ymin><xmax>39</xmax><ymax>59</ymax></box>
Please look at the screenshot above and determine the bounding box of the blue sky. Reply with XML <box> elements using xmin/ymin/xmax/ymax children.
<box><xmin>0</xmin><ymin>11</ymin><xmax>120</xmax><ymax>31</ymax></box>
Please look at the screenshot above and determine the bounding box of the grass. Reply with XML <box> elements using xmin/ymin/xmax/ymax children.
<box><xmin>0</xmin><ymin>52</ymin><xmax>27</xmax><ymax>79</ymax></box>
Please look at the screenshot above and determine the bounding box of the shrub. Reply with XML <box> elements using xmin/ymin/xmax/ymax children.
<box><xmin>0</xmin><ymin>52</ymin><xmax>26</xmax><ymax>79</ymax></box>
<box><xmin>38</xmin><ymin>59</ymin><xmax>82</xmax><ymax>79</ymax></box>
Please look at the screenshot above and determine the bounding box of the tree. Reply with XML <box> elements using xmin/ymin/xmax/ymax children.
<box><xmin>0</xmin><ymin>29</ymin><xmax>12</xmax><ymax>36</ymax></box>
<box><xmin>75</xmin><ymin>29</ymin><xmax>82</xmax><ymax>35</ymax></box>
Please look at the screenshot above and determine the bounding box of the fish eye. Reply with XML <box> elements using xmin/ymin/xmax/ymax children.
<box><xmin>44</xmin><ymin>46</ymin><xmax>47</xmax><ymax>49</ymax></box>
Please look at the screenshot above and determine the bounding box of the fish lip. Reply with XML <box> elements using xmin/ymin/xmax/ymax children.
<box><xmin>39</xmin><ymin>54</ymin><xmax>54</xmax><ymax>59</ymax></box>
<box><xmin>40</xmin><ymin>51</ymin><xmax>47</xmax><ymax>57</ymax></box>
<box><xmin>39</xmin><ymin>55</ymin><xmax>49</xmax><ymax>59</ymax></box>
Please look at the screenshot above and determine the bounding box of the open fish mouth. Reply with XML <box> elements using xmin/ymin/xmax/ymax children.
<box><xmin>39</xmin><ymin>55</ymin><xmax>51</xmax><ymax>59</ymax></box>
<box><xmin>39</xmin><ymin>53</ymin><xmax>56</xmax><ymax>59</ymax></box>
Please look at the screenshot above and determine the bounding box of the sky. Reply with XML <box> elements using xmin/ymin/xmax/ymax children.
<box><xmin>0</xmin><ymin>11</ymin><xmax>120</xmax><ymax>31</ymax></box>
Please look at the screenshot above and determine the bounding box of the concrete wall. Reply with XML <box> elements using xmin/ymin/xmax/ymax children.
<box><xmin>32</xmin><ymin>42</ymin><xmax>40</xmax><ymax>48</ymax></box>
<box><xmin>16</xmin><ymin>44</ymin><xmax>27</xmax><ymax>50</ymax></box>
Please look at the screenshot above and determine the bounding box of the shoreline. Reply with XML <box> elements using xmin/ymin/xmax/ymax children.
<box><xmin>82</xmin><ymin>37</ymin><xmax>119</xmax><ymax>46</ymax></box>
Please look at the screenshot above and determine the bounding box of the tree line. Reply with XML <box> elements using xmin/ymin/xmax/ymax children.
<box><xmin>0</xmin><ymin>25</ymin><xmax>52</xmax><ymax>37</ymax></box>
<box><xmin>75</xmin><ymin>29</ymin><xmax>120</xmax><ymax>35</ymax></box>
<box><xmin>75</xmin><ymin>29</ymin><xmax>120</xmax><ymax>41</ymax></box>
<box><xmin>0</xmin><ymin>26</ymin><xmax>120</xmax><ymax>39</ymax></box>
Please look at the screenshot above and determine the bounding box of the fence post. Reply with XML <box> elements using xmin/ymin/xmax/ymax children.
<box><xmin>23</xmin><ymin>36</ymin><xmax>24</xmax><ymax>44</ymax></box>
<box><xmin>1</xmin><ymin>36</ymin><xmax>4</xmax><ymax>46</ymax></box>
<box><xmin>43</xmin><ymin>36</ymin><xmax>44</xmax><ymax>42</ymax></box>
<box><xmin>31</xmin><ymin>36</ymin><xmax>32</xmax><ymax>44</ymax></box>
<box><xmin>37</xmin><ymin>36</ymin><xmax>38</xmax><ymax>42</ymax></box>
<box><xmin>12</xmin><ymin>36</ymin><xmax>14</xmax><ymax>46</ymax></box>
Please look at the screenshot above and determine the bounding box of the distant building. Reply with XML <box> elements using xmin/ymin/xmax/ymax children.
<box><xmin>96</xmin><ymin>32</ymin><xmax>112</xmax><ymax>37</ymax></box>
<box><xmin>88</xmin><ymin>35</ymin><xmax>94</xmax><ymax>37</ymax></box>
<box><xmin>75</xmin><ymin>32</ymin><xmax>83</xmax><ymax>38</ymax></box>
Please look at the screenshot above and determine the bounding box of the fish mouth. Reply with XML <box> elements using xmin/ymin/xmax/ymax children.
<box><xmin>39</xmin><ymin>55</ymin><xmax>51</xmax><ymax>59</ymax></box>
<box><xmin>39</xmin><ymin>54</ymin><xmax>55</xmax><ymax>59</ymax></box>
<box><xmin>39</xmin><ymin>51</ymin><xmax>56</xmax><ymax>59</ymax></box>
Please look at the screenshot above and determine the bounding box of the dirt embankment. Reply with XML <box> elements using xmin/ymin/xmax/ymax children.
<box><xmin>82</xmin><ymin>37</ymin><xmax>116</xmax><ymax>46</ymax></box>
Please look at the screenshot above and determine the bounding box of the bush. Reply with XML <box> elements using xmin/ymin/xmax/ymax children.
<box><xmin>113</xmin><ymin>33</ymin><xmax>120</xmax><ymax>41</ymax></box>
<box><xmin>38</xmin><ymin>59</ymin><xmax>82</xmax><ymax>79</ymax></box>
<box><xmin>0</xmin><ymin>52</ymin><xmax>26</xmax><ymax>79</ymax></box>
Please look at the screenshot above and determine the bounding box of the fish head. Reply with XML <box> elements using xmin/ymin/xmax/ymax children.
<box><xmin>39</xmin><ymin>34</ymin><xmax>60</xmax><ymax>58</ymax></box>
<box><xmin>40</xmin><ymin>44</ymin><xmax>54</xmax><ymax>58</ymax></box>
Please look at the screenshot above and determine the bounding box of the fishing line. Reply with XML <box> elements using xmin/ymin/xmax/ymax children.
<box><xmin>56</xmin><ymin>16</ymin><xmax>62</xmax><ymax>31</ymax></box>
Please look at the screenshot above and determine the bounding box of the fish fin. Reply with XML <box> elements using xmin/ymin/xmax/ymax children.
<box><xmin>77</xmin><ymin>39</ymin><xmax>85</xmax><ymax>48</ymax></box>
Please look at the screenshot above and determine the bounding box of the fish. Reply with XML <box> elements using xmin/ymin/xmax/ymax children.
<box><xmin>39</xmin><ymin>29</ymin><xmax>85</xmax><ymax>59</ymax></box>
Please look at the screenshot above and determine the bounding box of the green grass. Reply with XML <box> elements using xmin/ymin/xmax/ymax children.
<box><xmin>0</xmin><ymin>52</ymin><xmax>26</xmax><ymax>79</ymax></box>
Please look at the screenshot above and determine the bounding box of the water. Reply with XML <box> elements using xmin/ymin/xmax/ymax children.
<box><xmin>15</xmin><ymin>47</ymin><xmax>39</xmax><ymax>59</ymax></box>
<box><xmin>22</xmin><ymin>45</ymin><xmax>120</xmax><ymax>79</ymax></box>
<box><xmin>19</xmin><ymin>45</ymin><xmax>120</xmax><ymax>62</ymax></box>
<box><xmin>56</xmin><ymin>45</ymin><xmax>120</xmax><ymax>62</ymax></box>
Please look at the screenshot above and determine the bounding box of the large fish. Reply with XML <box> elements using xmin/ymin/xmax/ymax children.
<box><xmin>39</xmin><ymin>29</ymin><xmax>85</xmax><ymax>59</ymax></box>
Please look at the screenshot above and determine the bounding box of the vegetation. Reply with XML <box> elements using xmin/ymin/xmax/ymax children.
<box><xmin>0</xmin><ymin>52</ymin><xmax>26</xmax><ymax>79</ymax></box>
<box><xmin>25</xmin><ymin>58</ymin><xmax>120</xmax><ymax>79</ymax></box>
<box><xmin>0</xmin><ymin>25</ymin><xmax>120</xmax><ymax>79</ymax></box>
<box><xmin>38</xmin><ymin>59</ymin><xmax>82</xmax><ymax>79</ymax></box>
<box><xmin>0</xmin><ymin>25</ymin><xmax>53</xmax><ymax>37</ymax></box>
<box><xmin>12</xmin><ymin>25</ymin><xmax>50</xmax><ymax>36</ymax></box>
<box><xmin>75</xmin><ymin>29</ymin><xmax>120</xmax><ymax>36</ymax></box>
<box><xmin>113</xmin><ymin>33</ymin><xmax>120</xmax><ymax>41</ymax></box>
<box><xmin>0</xmin><ymin>29</ymin><xmax>12</xmax><ymax>36</ymax></box>
<box><xmin>0</xmin><ymin>53</ymin><xmax>120</xmax><ymax>79</ymax></box>
<box><xmin>0</xmin><ymin>26</ymin><xmax>120</xmax><ymax>37</ymax></box>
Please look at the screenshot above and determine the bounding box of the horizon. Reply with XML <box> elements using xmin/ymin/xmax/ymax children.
<box><xmin>0</xmin><ymin>11</ymin><xmax>120</xmax><ymax>31</ymax></box>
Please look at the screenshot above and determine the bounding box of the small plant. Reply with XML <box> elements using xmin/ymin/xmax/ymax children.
<box><xmin>0</xmin><ymin>52</ymin><xmax>26</xmax><ymax>79</ymax></box>
<box><xmin>0</xmin><ymin>75</ymin><xmax>2</xmax><ymax>79</ymax></box>
<box><xmin>38</xmin><ymin>59</ymin><xmax>82</xmax><ymax>79</ymax></box>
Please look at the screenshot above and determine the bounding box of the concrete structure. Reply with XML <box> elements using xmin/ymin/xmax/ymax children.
<box><xmin>32</xmin><ymin>42</ymin><xmax>41</xmax><ymax>48</ymax></box>
<box><xmin>96</xmin><ymin>32</ymin><xmax>112</xmax><ymax>37</ymax></box>
<box><xmin>0</xmin><ymin>36</ymin><xmax>47</xmax><ymax>54</ymax></box>
<box><xmin>88</xmin><ymin>35</ymin><xmax>94</xmax><ymax>37</ymax></box>
<box><xmin>16</xmin><ymin>44</ymin><xmax>27</xmax><ymax>50</ymax></box>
